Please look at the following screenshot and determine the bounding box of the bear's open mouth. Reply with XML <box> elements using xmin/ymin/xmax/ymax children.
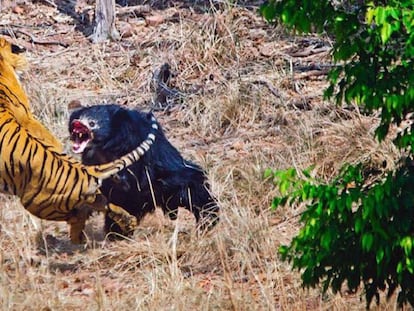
<box><xmin>70</xmin><ymin>120</ymin><xmax>92</xmax><ymax>154</ymax></box>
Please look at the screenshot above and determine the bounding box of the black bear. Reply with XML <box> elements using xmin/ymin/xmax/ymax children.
<box><xmin>69</xmin><ymin>104</ymin><xmax>219</xmax><ymax>235</ymax></box>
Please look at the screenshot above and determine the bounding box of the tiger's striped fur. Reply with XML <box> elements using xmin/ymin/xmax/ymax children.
<box><xmin>0</xmin><ymin>37</ymin><xmax>158</xmax><ymax>243</ymax></box>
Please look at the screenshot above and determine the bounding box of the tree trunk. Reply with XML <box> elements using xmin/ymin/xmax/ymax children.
<box><xmin>90</xmin><ymin>0</ymin><xmax>120</xmax><ymax>43</ymax></box>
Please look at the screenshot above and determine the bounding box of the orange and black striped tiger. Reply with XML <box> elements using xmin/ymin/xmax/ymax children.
<box><xmin>0</xmin><ymin>37</ymin><xmax>158</xmax><ymax>243</ymax></box>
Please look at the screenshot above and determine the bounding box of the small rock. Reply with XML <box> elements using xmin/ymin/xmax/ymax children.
<box><xmin>232</xmin><ymin>141</ymin><xmax>244</xmax><ymax>151</ymax></box>
<box><xmin>12</xmin><ymin>5</ymin><xmax>24</xmax><ymax>14</ymax></box>
<box><xmin>145</xmin><ymin>15</ymin><xmax>165</xmax><ymax>27</ymax></box>
<box><xmin>119</xmin><ymin>21</ymin><xmax>135</xmax><ymax>38</ymax></box>
<box><xmin>260</xmin><ymin>42</ymin><xmax>278</xmax><ymax>57</ymax></box>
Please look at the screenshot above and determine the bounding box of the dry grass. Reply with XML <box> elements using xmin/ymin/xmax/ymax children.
<box><xmin>0</xmin><ymin>1</ymin><xmax>405</xmax><ymax>310</ymax></box>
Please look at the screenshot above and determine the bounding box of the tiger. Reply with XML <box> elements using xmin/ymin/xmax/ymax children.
<box><xmin>0</xmin><ymin>37</ymin><xmax>158</xmax><ymax>243</ymax></box>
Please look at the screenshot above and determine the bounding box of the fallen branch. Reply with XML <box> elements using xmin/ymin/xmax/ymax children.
<box><xmin>0</xmin><ymin>28</ymin><xmax>69</xmax><ymax>47</ymax></box>
<box><xmin>117</xmin><ymin>5</ymin><xmax>151</xmax><ymax>17</ymax></box>
<box><xmin>295</xmin><ymin>69</ymin><xmax>330</xmax><ymax>79</ymax></box>
<box><xmin>294</xmin><ymin>63</ymin><xmax>335</xmax><ymax>72</ymax></box>
<box><xmin>289</xmin><ymin>46</ymin><xmax>330</xmax><ymax>57</ymax></box>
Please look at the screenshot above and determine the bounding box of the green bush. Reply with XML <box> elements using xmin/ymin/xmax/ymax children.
<box><xmin>261</xmin><ymin>0</ymin><xmax>414</xmax><ymax>307</ymax></box>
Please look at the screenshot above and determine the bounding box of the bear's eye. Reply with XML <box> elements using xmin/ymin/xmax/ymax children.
<box><xmin>89</xmin><ymin>121</ymin><xmax>96</xmax><ymax>127</ymax></box>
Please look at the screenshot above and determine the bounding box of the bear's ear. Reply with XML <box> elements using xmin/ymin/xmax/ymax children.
<box><xmin>68</xmin><ymin>100</ymin><xmax>85</xmax><ymax>113</ymax></box>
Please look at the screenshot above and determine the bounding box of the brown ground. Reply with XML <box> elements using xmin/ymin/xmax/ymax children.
<box><xmin>0</xmin><ymin>1</ymin><xmax>403</xmax><ymax>310</ymax></box>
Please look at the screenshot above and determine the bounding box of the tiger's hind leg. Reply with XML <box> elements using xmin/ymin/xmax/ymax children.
<box><xmin>67</xmin><ymin>206</ymin><xmax>93</xmax><ymax>244</ymax></box>
<box><xmin>67</xmin><ymin>202</ymin><xmax>136</xmax><ymax>243</ymax></box>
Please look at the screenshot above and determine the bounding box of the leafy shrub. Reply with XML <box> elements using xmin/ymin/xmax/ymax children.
<box><xmin>261</xmin><ymin>0</ymin><xmax>414</xmax><ymax>307</ymax></box>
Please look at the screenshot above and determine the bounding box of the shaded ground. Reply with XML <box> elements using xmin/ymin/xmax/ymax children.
<box><xmin>0</xmin><ymin>1</ymin><xmax>402</xmax><ymax>310</ymax></box>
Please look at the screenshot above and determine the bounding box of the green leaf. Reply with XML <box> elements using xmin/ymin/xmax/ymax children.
<box><xmin>263</xmin><ymin>168</ymin><xmax>274</xmax><ymax>179</ymax></box>
<box><xmin>355</xmin><ymin>217</ymin><xmax>363</xmax><ymax>234</ymax></box>
<box><xmin>280</xmin><ymin>10</ymin><xmax>291</xmax><ymax>25</ymax></box>
<box><xmin>374</xmin><ymin>187</ymin><xmax>384</xmax><ymax>202</ymax></box>
<box><xmin>321</xmin><ymin>231</ymin><xmax>332</xmax><ymax>250</ymax></box>
<box><xmin>362</xmin><ymin>233</ymin><xmax>374</xmax><ymax>252</ymax></box>
<box><xmin>375</xmin><ymin>7</ymin><xmax>386</xmax><ymax>24</ymax></box>
<box><xmin>279</xmin><ymin>180</ymin><xmax>289</xmax><ymax>195</ymax></box>
<box><xmin>376</xmin><ymin>247</ymin><xmax>385</xmax><ymax>264</ymax></box>
<box><xmin>366</xmin><ymin>7</ymin><xmax>375</xmax><ymax>24</ymax></box>
<box><xmin>397</xmin><ymin>261</ymin><xmax>403</xmax><ymax>274</ymax></box>
<box><xmin>381</xmin><ymin>22</ymin><xmax>393</xmax><ymax>43</ymax></box>
<box><xmin>302</xmin><ymin>167</ymin><xmax>313</xmax><ymax>178</ymax></box>
<box><xmin>271</xmin><ymin>197</ymin><xmax>284</xmax><ymax>209</ymax></box>
<box><xmin>260</xmin><ymin>4</ymin><xmax>277</xmax><ymax>22</ymax></box>
<box><xmin>400</xmin><ymin>236</ymin><xmax>413</xmax><ymax>256</ymax></box>
<box><xmin>388</xmin><ymin>7</ymin><xmax>400</xmax><ymax>20</ymax></box>
<box><xmin>279</xmin><ymin>245</ymin><xmax>289</xmax><ymax>259</ymax></box>
<box><xmin>406</xmin><ymin>257</ymin><xmax>414</xmax><ymax>274</ymax></box>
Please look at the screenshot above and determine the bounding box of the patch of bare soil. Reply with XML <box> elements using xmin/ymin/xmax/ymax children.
<box><xmin>0</xmin><ymin>1</ymin><xmax>402</xmax><ymax>310</ymax></box>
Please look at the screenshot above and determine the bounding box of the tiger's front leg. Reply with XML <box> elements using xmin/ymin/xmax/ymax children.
<box><xmin>105</xmin><ymin>203</ymin><xmax>138</xmax><ymax>236</ymax></box>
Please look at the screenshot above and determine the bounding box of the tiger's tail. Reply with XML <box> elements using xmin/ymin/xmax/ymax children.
<box><xmin>89</xmin><ymin>113</ymin><xmax>159</xmax><ymax>178</ymax></box>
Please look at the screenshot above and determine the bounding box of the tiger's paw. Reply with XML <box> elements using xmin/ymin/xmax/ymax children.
<box><xmin>110</xmin><ymin>213</ymin><xmax>138</xmax><ymax>236</ymax></box>
<box><xmin>106</xmin><ymin>203</ymin><xmax>138</xmax><ymax>237</ymax></box>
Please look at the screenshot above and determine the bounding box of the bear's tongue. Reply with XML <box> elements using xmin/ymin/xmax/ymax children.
<box><xmin>70</xmin><ymin>121</ymin><xmax>90</xmax><ymax>154</ymax></box>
